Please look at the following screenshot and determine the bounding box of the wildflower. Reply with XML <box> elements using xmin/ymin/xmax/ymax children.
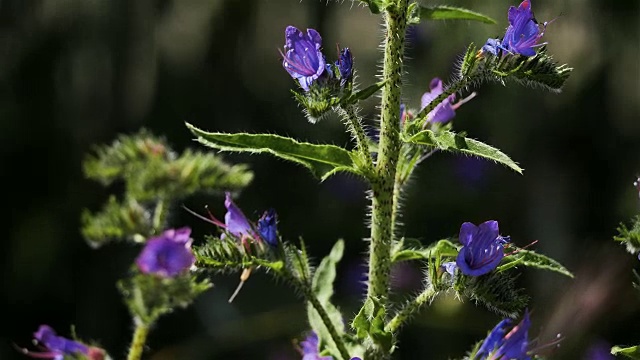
<box><xmin>336</xmin><ymin>47</ymin><xmax>353</xmax><ymax>86</ymax></box>
<box><xmin>456</xmin><ymin>220</ymin><xmax>510</xmax><ymax>276</ymax></box>
<box><xmin>300</xmin><ymin>332</ymin><xmax>332</xmax><ymax>360</ymax></box>
<box><xmin>136</xmin><ymin>227</ymin><xmax>196</xmax><ymax>277</ymax></box>
<box><xmin>281</xmin><ymin>26</ymin><xmax>327</xmax><ymax>91</ymax></box>
<box><xmin>483</xmin><ymin>1</ymin><xmax>550</xmax><ymax>57</ymax></box>
<box><xmin>502</xmin><ymin>0</ymin><xmax>548</xmax><ymax>57</ymax></box>
<box><xmin>18</xmin><ymin>325</ymin><xmax>89</xmax><ymax>359</ymax></box>
<box><xmin>475</xmin><ymin>311</ymin><xmax>531</xmax><ymax>359</ymax></box>
<box><xmin>420</xmin><ymin>78</ymin><xmax>474</xmax><ymax>124</ymax></box>
<box><xmin>441</xmin><ymin>261</ymin><xmax>458</xmax><ymax>276</ymax></box>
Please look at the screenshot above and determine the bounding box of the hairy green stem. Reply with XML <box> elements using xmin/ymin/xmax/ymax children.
<box><xmin>385</xmin><ymin>285</ymin><xmax>437</xmax><ymax>333</ymax></box>
<box><xmin>337</xmin><ymin>104</ymin><xmax>373</xmax><ymax>171</ymax></box>
<box><xmin>127</xmin><ymin>321</ymin><xmax>150</xmax><ymax>360</ymax></box>
<box><xmin>367</xmin><ymin>0</ymin><xmax>409</xmax><ymax>314</ymax></box>
<box><xmin>305</xmin><ymin>288</ymin><xmax>351</xmax><ymax>360</ymax></box>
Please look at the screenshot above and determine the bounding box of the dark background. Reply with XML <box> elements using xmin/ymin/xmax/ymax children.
<box><xmin>1</xmin><ymin>0</ymin><xmax>639</xmax><ymax>359</ymax></box>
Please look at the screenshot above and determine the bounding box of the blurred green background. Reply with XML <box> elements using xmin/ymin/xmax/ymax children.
<box><xmin>1</xmin><ymin>0</ymin><xmax>639</xmax><ymax>359</ymax></box>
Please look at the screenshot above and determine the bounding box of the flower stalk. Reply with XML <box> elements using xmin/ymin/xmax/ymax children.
<box><xmin>385</xmin><ymin>285</ymin><xmax>438</xmax><ymax>333</ymax></box>
<box><xmin>337</xmin><ymin>103</ymin><xmax>373</xmax><ymax>171</ymax></box>
<box><xmin>127</xmin><ymin>320</ymin><xmax>150</xmax><ymax>360</ymax></box>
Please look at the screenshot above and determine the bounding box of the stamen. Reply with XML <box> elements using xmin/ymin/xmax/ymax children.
<box><xmin>228</xmin><ymin>268</ymin><xmax>252</xmax><ymax>303</ymax></box>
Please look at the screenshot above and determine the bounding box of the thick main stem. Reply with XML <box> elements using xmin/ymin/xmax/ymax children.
<box><xmin>367</xmin><ymin>0</ymin><xmax>409</xmax><ymax>309</ymax></box>
<box><xmin>127</xmin><ymin>321</ymin><xmax>150</xmax><ymax>360</ymax></box>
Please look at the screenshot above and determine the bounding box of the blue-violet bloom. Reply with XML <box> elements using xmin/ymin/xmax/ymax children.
<box><xmin>258</xmin><ymin>208</ymin><xmax>278</xmax><ymax>246</ymax></box>
<box><xmin>336</xmin><ymin>47</ymin><xmax>353</xmax><ymax>86</ymax></box>
<box><xmin>485</xmin><ymin>0</ymin><xmax>549</xmax><ymax>57</ymax></box>
<box><xmin>456</xmin><ymin>220</ymin><xmax>510</xmax><ymax>276</ymax></box>
<box><xmin>475</xmin><ymin>310</ymin><xmax>532</xmax><ymax>360</ymax></box>
<box><xmin>136</xmin><ymin>227</ymin><xmax>196</xmax><ymax>277</ymax></box>
<box><xmin>420</xmin><ymin>78</ymin><xmax>475</xmax><ymax>124</ymax></box>
<box><xmin>21</xmin><ymin>325</ymin><xmax>90</xmax><ymax>360</ymax></box>
<box><xmin>281</xmin><ymin>26</ymin><xmax>327</xmax><ymax>91</ymax></box>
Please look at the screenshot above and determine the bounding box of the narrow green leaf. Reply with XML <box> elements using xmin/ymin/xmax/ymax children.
<box><xmin>404</xmin><ymin>130</ymin><xmax>523</xmax><ymax>174</ymax></box>
<box><xmin>345</xmin><ymin>80</ymin><xmax>387</xmax><ymax>104</ymax></box>
<box><xmin>313</xmin><ymin>240</ymin><xmax>344</xmax><ymax>303</ymax></box>
<box><xmin>186</xmin><ymin>123</ymin><xmax>360</xmax><ymax>180</ymax></box>
<box><xmin>391</xmin><ymin>239</ymin><xmax>459</xmax><ymax>263</ymax></box>
<box><xmin>500</xmin><ymin>249</ymin><xmax>573</xmax><ymax>278</ymax></box>
<box><xmin>611</xmin><ymin>345</ymin><xmax>640</xmax><ymax>359</ymax></box>
<box><xmin>307</xmin><ymin>240</ymin><xmax>346</xmax><ymax>359</ymax></box>
<box><xmin>416</xmin><ymin>5</ymin><xmax>496</xmax><ymax>24</ymax></box>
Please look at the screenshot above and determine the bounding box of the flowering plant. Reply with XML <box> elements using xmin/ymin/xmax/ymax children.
<box><xmin>28</xmin><ymin>1</ymin><xmax>640</xmax><ymax>360</ymax></box>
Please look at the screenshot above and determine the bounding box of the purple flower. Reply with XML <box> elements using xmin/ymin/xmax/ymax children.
<box><xmin>19</xmin><ymin>325</ymin><xmax>89</xmax><ymax>360</ymax></box>
<box><xmin>483</xmin><ymin>1</ymin><xmax>550</xmax><ymax>57</ymax></box>
<box><xmin>281</xmin><ymin>26</ymin><xmax>327</xmax><ymax>91</ymax></box>
<box><xmin>502</xmin><ymin>0</ymin><xmax>547</xmax><ymax>57</ymax></box>
<box><xmin>476</xmin><ymin>311</ymin><xmax>532</xmax><ymax>359</ymax></box>
<box><xmin>258</xmin><ymin>208</ymin><xmax>278</xmax><ymax>246</ymax></box>
<box><xmin>136</xmin><ymin>227</ymin><xmax>196</xmax><ymax>277</ymax></box>
<box><xmin>336</xmin><ymin>47</ymin><xmax>353</xmax><ymax>86</ymax></box>
<box><xmin>185</xmin><ymin>192</ymin><xmax>278</xmax><ymax>247</ymax></box>
<box><xmin>420</xmin><ymin>78</ymin><xmax>474</xmax><ymax>124</ymax></box>
<box><xmin>441</xmin><ymin>261</ymin><xmax>458</xmax><ymax>276</ymax></box>
<box><xmin>300</xmin><ymin>332</ymin><xmax>332</xmax><ymax>360</ymax></box>
<box><xmin>456</xmin><ymin>220</ymin><xmax>510</xmax><ymax>276</ymax></box>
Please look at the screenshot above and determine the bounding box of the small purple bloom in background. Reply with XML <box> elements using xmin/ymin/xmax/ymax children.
<box><xmin>258</xmin><ymin>208</ymin><xmax>278</xmax><ymax>246</ymax></box>
<box><xmin>455</xmin><ymin>156</ymin><xmax>489</xmax><ymax>189</ymax></box>
<box><xmin>281</xmin><ymin>26</ymin><xmax>327</xmax><ymax>91</ymax></box>
<box><xmin>299</xmin><ymin>332</ymin><xmax>332</xmax><ymax>360</ymax></box>
<box><xmin>18</xmin><ymin>325</ymin><xmax>89</xmax><ymax>360</ymax></box>
<box><xmin>136</xmin><ymin>227</ymin><xmax>196</xmax><ymax>277</ymax></box>
<box><xmin>476</xmin><ymin>310</ymin><xmax>532</xmax><ymax>359</ymax></box>
<box><xmin>336</xmin><ymin>47</ymin><xmax>353</xmax><ymax>86</ymax></box>
<box><xmin>456</xmin><ymin>220</ymin><xmax>510</xmax><ymax>276</ymax></box>
<box><xmin>420</xmin><ymin>78</ymin><xmax>475</xmax><ymax>124</ymax></box>
<box><xmin>584</xmin><ymin>340</ymin><xmax>615</xmax><ymax>360</ymax></box>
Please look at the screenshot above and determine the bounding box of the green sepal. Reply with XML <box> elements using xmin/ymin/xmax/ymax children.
<box><xmin>81</xmin><ymin>196</ymin><xmax>153</xmax><ymax>248</ymax></box>
<box><xmin>195</xmin><ymin>235</ymin><xmax>282</xmax><ymax>274</ymax></box>
<box><xmin>391</xmin><ymin>238</ymin><xmax>459</xmax><ymax>263</ymax></box>
<box><xmin>358</xmin><ymin>0</ymin><xmax>389</xmax><ymax>14</ymax></box>
<box><xmin>352</xmin><ymin>297</ymin><xmax>393</xmax><ymax>353</ymax></box>
<box><xmin>403</xmin><ymin>130</ymin><xmax>523</xmax><ymax>174</ymax></box>
<box><xmin>614</xmin><ymin>215</ymin><xmax>640</xmax><ymax>255</ymax></box>
<box><xmin>460</xmin><ymin>43</ymin><xmax>572</xmax><ymax>93</ymax></box>
<box><xmin>458</xmin><ymin>271</ymin><xmax>529</xmax><ymax>318</ymax></box>
<box><xmin>498</xmin><ymin>248</ymin><xmax>573</xmax><ymax>278</ymax></box>
<box><xmin>118</xmin><ymin>272</ymin><xmax>211</xmax><ymax>325</ymax></box>
<box><xmin>612</xmin><ymin>345</ymin><xmax>640</xmax><ymax>359</ymax></box>
<box><xmin>186</xmin><ymin>123</ymin><xmax>361</xmax><ymax>180</ymax></box>
<box><xmin>307</xmin><ymin>240</ymin><xmax>346</xmax><ymax>359</ymax></box>
<box><xmin>409</xmin><ymin>4</ymin><xmax>497</xmax><ymax>25</ymax></box>
<box><xmin>344</xmin><ymin>80</ymin><xmax>387</xmax><ymax>105</ymax></box>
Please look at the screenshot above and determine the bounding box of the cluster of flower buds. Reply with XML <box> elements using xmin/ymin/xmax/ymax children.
<box><xmin>281</xmin><ymin>26</ymin><xmax>354</xmax><ymax>122</ymax></box>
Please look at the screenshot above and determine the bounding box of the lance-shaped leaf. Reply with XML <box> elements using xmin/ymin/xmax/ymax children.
<box><xmin>391</xmin><ymin>238</ymin><xmax>459</xmax><ymax>263</ymax></box>
<box><xmin>403</xmin><ymin>130</ymin><xmax>523</xmax><ymax>174</ymax></box>
<box><xmin>344</xmin><ymin>80</ymin><xmax>387</xmax><ymax>105</ymax></box>
<box><xmin>409</xmin><ymin>4</ymin><xmax>497</xmax><ymax>25</ymax></box>
<box><xmin>307</xmin><ymin>240</ymin><xmax>347</xmax><ymax>359</ymax></box>
<box><xmin>186</xmin><ymin>123</ymin><xmax>360</xmax><ymax>180</ymax></box>
<box><xmin>498</xmin><ymin>249</ymin><xmax>573</xmax><ymax>278</ymax></box>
